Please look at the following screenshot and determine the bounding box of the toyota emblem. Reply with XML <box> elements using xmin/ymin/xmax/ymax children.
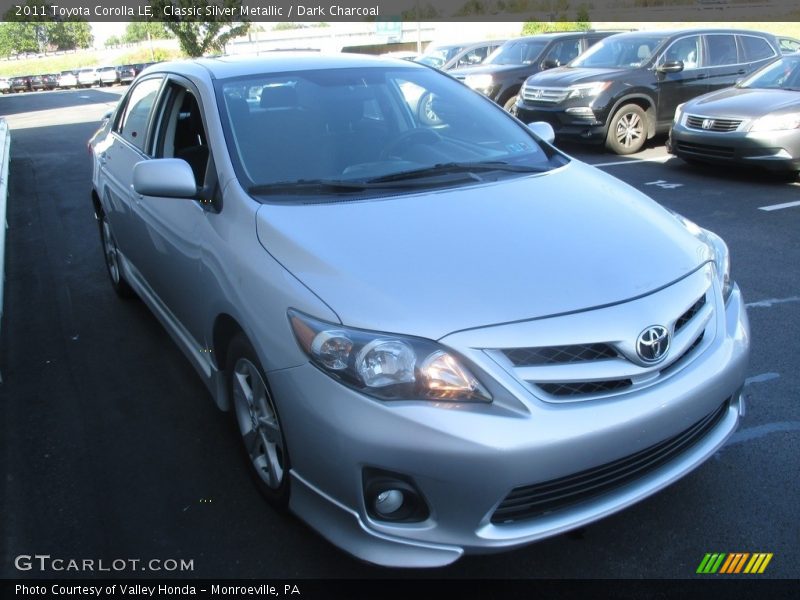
<box><xmin>636</xmin><ymin>325</ymin><xmax>670</xmax><ymax>363</ymax></box>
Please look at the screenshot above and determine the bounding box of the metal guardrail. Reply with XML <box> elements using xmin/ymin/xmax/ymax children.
<box><xmin>0</xmin><ymin>118</ymin><xmax>9</xmax><ymax>333</ymax></box>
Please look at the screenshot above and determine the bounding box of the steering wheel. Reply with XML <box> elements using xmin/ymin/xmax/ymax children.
<box><xmin>380</xmin><ymin>128</ymin><xmax>442</xmax><ymax>160</ymax></box>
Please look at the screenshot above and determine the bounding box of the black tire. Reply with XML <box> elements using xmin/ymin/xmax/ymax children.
<box><xmin>502</xmin><ymin>93</ymin><xmax>519</xmax><ymax>114</ymax></box>
<box><xmin>606</xmin><ymin>104</ymin><xmax>648</xmax><ymax>155</ymax></box>
<box><xmin>228</xmin><ymin>333</ymin><xmax>291</xmax><ymax>509</ymax></box>
<box><xmin>98</xmin><ymin>213</ymin><xmax>134</xmax><ymax>298</ymax></box>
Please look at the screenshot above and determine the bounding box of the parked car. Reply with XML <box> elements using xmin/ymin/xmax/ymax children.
<box><xmin>116</xmin><ymin>65</ymin><xmax>137</xmax><ymax>85</ymax></box>
<box><xmin>449</xmin><ymin>31</ymin><xmax>621</xmax><ymax>111</ymax></box>
<box><xmin>77</xmin><ymin>67</ymin><xmax>99</xmax><ymax>88</ymax></box>
<box><xmin>58</xmin><ymin>70</ymin><xmax>78</xmax><ymax>89</ymax></box>
<box><xmin>415</xmin><ymin>39</ymin><xmax>506</xmax><ymax>71</ymax></box>
<box><xmin>97</xmin><ymin>66</ymin><xmax>119</xmax><ymax>86</ymax></box>
<box><xmin>89</xmin><ymin>53</ymin><xmax>749</xmax><ymax>568</ymax></box>
<box><xmin>31</xmin><ymin>73</ymin><xmax>58</xmax><ymax>91</ymax></box>
<box><xmin>9</xmin><ymin>75</ymin><xmax>31</xmax><ymax>93</ymax></box>
<box><xmin>779</xmin><ymin>36</ymin><xmax>800</xmax><ymax>54</ymax></box>
<box><xmin>0</xmin><ymin>77</ymin><xmax>9</xmax><ymax>93</ymax></box>
<box><xmin>668</xmin><ymin>53</ymin><xmax>800</xmax><ymax>173</ymax></box>
<box><xmin>515</xmin><ymin>28</ymin><xmax>783</xmax><ymax>154</ymax></box>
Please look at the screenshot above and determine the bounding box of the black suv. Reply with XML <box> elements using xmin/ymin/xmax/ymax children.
<box><xmin>515</xmin><ymin>28</ymin><xmax>783</xmax><ymax>154</ymax></box>
<box><xmin>448</xmin><ymin>30</ymin><xmax>622</xmax><ymax>111</ymax></box>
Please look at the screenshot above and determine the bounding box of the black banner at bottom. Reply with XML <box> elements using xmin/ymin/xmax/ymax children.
<box><xmin>2</xmin><ymin>579</ymin><xmax>800</xmax><ymax>600</ymax></box>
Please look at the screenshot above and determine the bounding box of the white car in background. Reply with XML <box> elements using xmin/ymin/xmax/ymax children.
<box><xmin>77</xmin><ymin>68</ymin><xmax>98</xmax><ymax>88</ymax></box>
<box><xmin>58</xmin><ymin>70</ymin><xmax>78</xmax><ymax>89</ymax></box>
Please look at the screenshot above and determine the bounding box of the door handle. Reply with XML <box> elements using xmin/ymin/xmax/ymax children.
<box><xmin>737</xmin><ymin>69</ymin><xmax>746</xmax><ymax>75</ymax></box>
<box><xmin>697</xmin><ymin>73</ymin><xmax>708</xmax><ymax>80</ymax></box>
<box><xmin>98</xmin><ymin>152</ymin><xmax>108</xmax><ymax>164</ymax></box>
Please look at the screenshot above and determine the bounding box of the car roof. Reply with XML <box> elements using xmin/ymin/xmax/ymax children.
<box><xmin>606</xmin><ymin>28</ymin><xmax>776</xmax><ymax>39</ymax></box>
<box><xmin>141</xmin><ymin>52</ymin><xmax>428</xmax><ymax>81</ymax></box>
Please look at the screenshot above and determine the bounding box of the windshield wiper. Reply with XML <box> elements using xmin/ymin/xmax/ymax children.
<box><xmin>248</xmin><ymin>179</ymin><xmax>373</xmax><ymax>195</ymax></box>
<box><xmin>366</xmin><ymin>161</ymin><xmax>546</xmax><ymax>184</ymax></box>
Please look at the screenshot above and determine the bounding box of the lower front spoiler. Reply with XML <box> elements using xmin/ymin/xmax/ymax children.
<box><xmin>289</xmin><ymin>391</ymin><xmax>745</xmax><ymax>568</ymax></box>
<box><xmin>289</xmin><ymin>471</ymin><xmax>464</xmax><ymax>568</ymax></box>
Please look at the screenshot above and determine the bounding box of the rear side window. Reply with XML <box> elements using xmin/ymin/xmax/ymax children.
<box><xmin>114</xmin><ymin>77</ymin><xmax>163</xmax><ymax>152</ymax></box>
<box><xmin>739</xmin><ymin>35</ymin><xmax>776</xmax><ymax>61</ymax></box>
<box><xmin>705</xmin><ymin>34</ymin><xmax>740</xmax><ymax>66</ymax></box>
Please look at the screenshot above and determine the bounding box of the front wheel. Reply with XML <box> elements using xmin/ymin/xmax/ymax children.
<box><xmin>99</xmin><ymin>213</ymin><xmax>134</xmax><ymax>298</ymax></box>
<box><xmin>606</xmin><ymin>104</ymin><xmax>647</xmax><ymax>155</ymax></box>
<box><xmin>229</xmin><ymin>334</ymin><xmax>291</xmax><ymax>509</ymax></box>
<box><xmin>502</xmin><ymin>94</ymin><xmax>519</xmax><ymax>113</ymax></box>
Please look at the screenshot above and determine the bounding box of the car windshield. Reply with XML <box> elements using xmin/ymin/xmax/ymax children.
<box><xmin>416</xmin><ymin>46</ymin><xmax>461</xmax><ymax>68</ymax></box>
<box><xmin>571</xmin><ymin>35</ymin><xmax>666</xmax><ymax>68</ymax></box>
<box><xmin>485</xmin><ymin>40</ymin><xmax>547</xmax><ymax>65</ymax></box>
<box><xmin>739</xmin><ymin>55</ymin><xmax>800</xmax><ymax>90</ymax></box>
<box><xmin>217</xmin><ymin>66</ymin><xmax>561</xmax><ymax>200</ymax></box>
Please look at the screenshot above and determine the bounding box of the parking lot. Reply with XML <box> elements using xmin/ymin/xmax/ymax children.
<box><xmin>0</xmin><ymin>85</ymin><xmax>798</xmax><ymax>579</ymax></box>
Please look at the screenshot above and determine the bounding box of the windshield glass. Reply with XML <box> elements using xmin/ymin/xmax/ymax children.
<box><xmin>217</xmin><ymin>66</ymin><xmax>560</xmax><ymax>199</ymax></box>
<box><xmin>740</xmin><ymin>55</ymin><xmax>800</xmax><ymax>90</ymax></box>
<box><xmin>416</xmin><ymin>46</ymin><xmax>461</xmax><ymax>68</ymax></box>
<box><xmin>485</xmin><ymin>40</ymin><xmax>547</xmax><ymax>65</ymax></box>
<box><xmin>571</xmin><ymin>35</ymin><xmax>666</xmax><ymax>69</ymax></box>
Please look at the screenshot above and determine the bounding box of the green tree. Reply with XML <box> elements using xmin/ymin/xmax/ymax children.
<box><xmin>150</xmin><ymin>0</ymin><xmax>250</xmax><ymax>57</ymax></box>
<box><xmin>106</xmin><ymin>35</ymin><xmax>121</xmax><ymax>48</ymax></box>
<box><xmin>0</xmin><ymin>1</ymin><xmax>92</xmax><ymax>54</ymax></box>
<box><xmin>123</xmin><ymin>21</ymin><xmax>172</xmax><ymax>44</ymax></box>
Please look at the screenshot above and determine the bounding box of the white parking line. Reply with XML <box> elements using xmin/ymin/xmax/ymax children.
<box><xmin>758</xmin><ymin>200</ymin><xmax>800</xmax><ymax>212</ymax></box>
<box><xmin>591</xmin><ymin>156</ymin><xmax>673</xmax><ymax>168</ymax></box>
<box><xmin>745</xmin><ymin>296</ymin><xmax>800</xmax><ymax>309</ymax></box>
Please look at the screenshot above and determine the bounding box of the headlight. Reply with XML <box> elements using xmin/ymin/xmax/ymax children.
<box><xmin>566</xmin><ymin>81</ymin><xmax>610</xmax><ymax>100</ymax></box>
<box><xmin>673</xmin><ymin>102</ymin><xmax>685</xmax><ymax>124</ymax></box>
<box><xmin>748</xmin><ymin>112</ymin><xmax>800</xmax><ymax>132</ymax></box>
<box><xmin>464</xmin><ymin>73</ymin><xmax>494</xmax><ymax>90</ymax></box>
<box><xmin>672</xmin><ymin>213</ymin><xmax>732</xmax><ymax>301</ymax></box>
<box><xmin>289</xmin><ymin>310</ymin><xmax>492</xmax><ymax>403</ymax></box>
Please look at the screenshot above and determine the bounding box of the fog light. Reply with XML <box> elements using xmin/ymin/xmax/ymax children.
<box><xmin>363</xmin><ymin>468</ymin><xmax>430</xmax><ymax>523</ymax></box>
<box><xmin>374</xmin><ymin>489</ymin><xmax>404</xmax><ymax>516</ymax></box>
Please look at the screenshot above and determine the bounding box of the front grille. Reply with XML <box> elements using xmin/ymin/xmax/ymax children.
<box><xmin>538</xmin><ymin>379</ymin><xmax>632</xmax><ymax>397</ymax></box>
<box><xmin>685</xmin><ymin>115</ymin><xmax>742</xmax><ymax>132</ymax></box>
<box><xmin>661</xmin><ymin>332</ymin><xmax>704</xmax><ymax>377</ymax></box>
<box><xmin>676</xmin><ymin>141</ymin><xmax>735</xmax><ymax>158</ymax></box>
<box><xmin>521</xmin><ymin>86</ymin><xmax>569</xmax><ymax>103</ymax></box>
<box><xmin>675</xmin><ymin>296</ymin><xmax>706</xmax><ymax>332</ymax></box>
<box><xmin>491</xmin><ymin>399</ymin><xmax>730</xmax><ymax>524</ymax></box>
<box><xmin>504</xmin><ymin>343</ymin><xmax>617</xmax><ymax>366</ymax></box>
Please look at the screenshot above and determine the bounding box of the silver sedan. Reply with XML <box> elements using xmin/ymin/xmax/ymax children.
<box><xmin>89</xmin><ymin>53</ymin><xmax>749</xmax><ymax>567</ymax></box>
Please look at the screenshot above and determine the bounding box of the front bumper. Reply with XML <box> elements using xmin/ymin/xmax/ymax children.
<box><xmin>515</xmin><ymin>102</ymin><xmax>610</xmax><ymax>143</ymax></box>
<box><xmin>669</xmin><ymin>123</ymin><xmax>800</xmax><ymax>171</ymax></box>
<box><xmin>268</xmin><ymin>283</ymin><xmax>749</xmax><ymax>567</ymax></box>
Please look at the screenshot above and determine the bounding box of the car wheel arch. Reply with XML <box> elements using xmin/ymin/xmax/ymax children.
<box><xmin>606</xmin><ymin>95</ymin><xmax>657</xmax><ymax>139</ymax></box>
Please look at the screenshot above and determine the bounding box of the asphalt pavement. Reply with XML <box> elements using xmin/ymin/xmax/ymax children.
<box><xmin>0</xmin><ymin>88</ymin><xmax>798</xmax><ymax>580</ymax></box>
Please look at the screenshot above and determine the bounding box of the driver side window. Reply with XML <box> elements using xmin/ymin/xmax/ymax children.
<box><xmin>155</xmin><ymin>84</ymin><xmax>210</xmax><ymax>188</ymax></box>
<box><xmin>661</xmin><ymin>36</ymin><xmax>701</xmax><ymax>70</ymax></box>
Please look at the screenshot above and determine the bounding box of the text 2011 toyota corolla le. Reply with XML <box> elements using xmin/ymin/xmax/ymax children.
<box><xmin>89</xmin><ymin>53</ymin><xmax>749</xmax><ymax>568</ymax></box>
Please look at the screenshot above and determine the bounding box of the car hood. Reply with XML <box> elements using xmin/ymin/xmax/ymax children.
<box><xmin>450</xmin><ymin>63</ymin><xmax>532</xmax><ymax>77</ymax></box>
<box><xmin>526</xmin><ymin>66</ymin><xmax>633</xmax><ymax>86</ymax></box>
<box><xmin>685</xmin><ymin>87</ymin><xmax>800</xmax><ymax>118</ymax></box>
<box><xmin>255</xmin><ymin>162</ymin><xmax>710</xmax><ymax>340</ymax></box>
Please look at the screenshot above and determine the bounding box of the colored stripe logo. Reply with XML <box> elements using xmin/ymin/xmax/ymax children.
<box><xmin>696</xmin><ymin>553</ymin><xmax>773</xmax><ymax>574</ymax></box>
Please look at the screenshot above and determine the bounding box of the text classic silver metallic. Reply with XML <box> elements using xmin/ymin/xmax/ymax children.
<box><xmin>89</xmin><ymin>53</ymin><xmax>749</xmax><ymax>568</ymax></box>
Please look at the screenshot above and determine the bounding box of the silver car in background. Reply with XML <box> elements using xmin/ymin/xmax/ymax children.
<box><xmin>89</xmin><ymin>54</ymin><xmax>749</xmax><ymax>567</ymax></box>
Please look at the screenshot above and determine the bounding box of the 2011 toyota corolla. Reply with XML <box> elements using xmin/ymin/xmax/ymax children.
<box><xmin>89</xmin><ymin>53</ymin><xmax>749</xmax><ymax>568</ymax></box>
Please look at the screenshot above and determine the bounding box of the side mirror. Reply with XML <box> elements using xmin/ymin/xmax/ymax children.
<box><xmin>133</xmin><ymin>158</ymin><xmax>198</xmax><ymax>199</ymax></box>
<box><xmin>541</xmin><ymin>58</ymin><xmax>560</xmax><ymax>70</ymax></box>
<box><xmin>527</xmin><ymin>121</ymin><xmax>555</xmax><ymax>144</ymax></box>
<box><xmin>657</xmin><ymin>60</ymin><xmax>684</xmax><ymax>74</ymax></box>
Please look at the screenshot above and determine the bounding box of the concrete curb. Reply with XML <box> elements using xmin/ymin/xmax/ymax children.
<box><xmin>0</xmin><ymin>118</ymin><xmax>9</xmax><ymax>333</ymax></box>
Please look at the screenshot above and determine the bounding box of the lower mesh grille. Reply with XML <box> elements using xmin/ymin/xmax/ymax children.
<box><xmin>537</xmin><ymin>379</ymin><xmax>632</xmax><ymax>397</ymax></box>
<box><xmin>491</xmin><ymin>399</ymin><xmax>730</xmax><ymax>524</ymax></box>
